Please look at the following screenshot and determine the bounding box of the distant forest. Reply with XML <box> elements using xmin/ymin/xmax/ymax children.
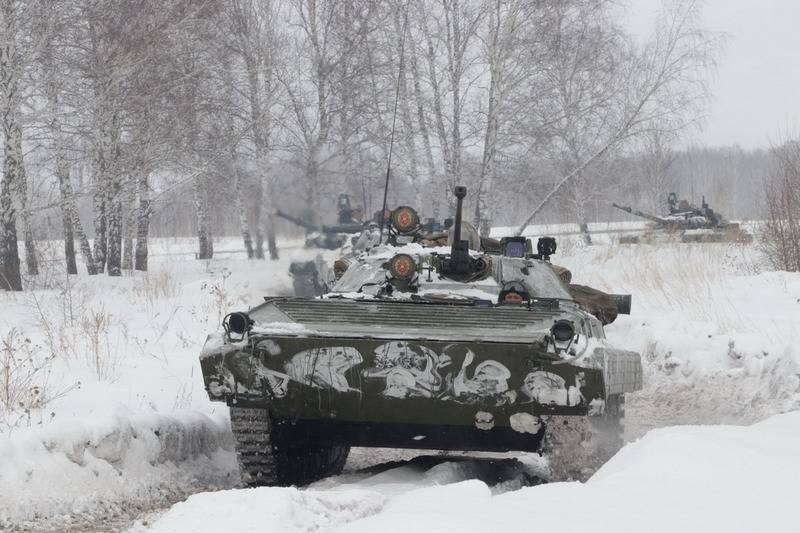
<box><xmin>37</xmin><ymin>144</ymin><xmax>770</xmax><ymax>240</ymax></box>
<box><xmin>4</xmin><ymin>0</ymin><xmax>788</xmax><ymax>288</ymax></box>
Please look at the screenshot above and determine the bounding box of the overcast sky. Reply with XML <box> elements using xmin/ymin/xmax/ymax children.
<box><xmin>625</xmin><ymin>0</ymin><xmax>800</xmax><ymax>149</ymax></box>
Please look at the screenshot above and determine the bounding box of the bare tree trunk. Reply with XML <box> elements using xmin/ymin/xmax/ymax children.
<box><xmin>475</xmin><ymin>62</ymin><xmax>498</xmax><ymax>236</ymax></box>
<box><xmin>262</xmin><ymin>175</ymin><xmax>279</xmax><ymax>260</ymax></box>
<box><xmin>265</xmin><ymin>212</ymin><xmax>278</xmax><ymax>260</ymax></box>
<box><xmin>230</xmin><ymin>157</ymin><xmax>254</xmax><ymax>258</ymax></box>
<box><xmin>418</xmin><ymin>5</ymin><xmax>455</xmax><ymax>210</ymax></box>
<box><xmin>57</xmin><ymin>163</ymin><xmax>94</xmax><ymax>275</ymax></box>
<box><xmin>408</xmin><ymin>38</ymin><xmax>438</xmax><ymax>218</ymax></box>
<box><xmin>55</xmin><ymin>139</ymin><xmax>95</xmax><ymax>275</ymax></box>
<box><xmin>134</xmin><ymin>171</ymin><xmax>150</xmax><ymax>271</ymax></box>
<box><xmin>43</xmin><ymin>31</ymin><xmax>95</xmax><ymax>275</ymax></box>
<box><xmin>92</xmin><ymin>148</ymin><xmax>107</xmax><ymax>273</ymax></box>
<box><xmin>122</xmin><ymin>177</ymin><xmax>135</xmax><ymax>271</ymax></box>
<box><xmin>0</xmin><ymin>1</ymin><xmax>21</xmax><ymax>290</ymax></box>
<box><xmin>244</xmin><ymin>59</ymin><xmax>266</xmax><ymax>260</ymax></box>
<box><xmin>193</xmin><ymin>172</ymin><xmax>213</xmax><ymax>259</ymax></box>
<box><xmin>20</xmin><ymin>206</ymin><xmax>37</xmax><ymax>276</ymax></box>
<box><xmin>393</xmin><ymin>8</ymin><xmax>422</xmax><ymax>208</ymax></box>
<box><xmin>13</xmin><ymin>130</ymin><xmax>37</xmax><ymax>275</ymax></box>
<box><xmin>0</xmin><ymin>168</ymin><xmax>21</xmax><ymax>290</ymax></box>
<box><xmin>0</xmin><ymin>131</ymin><xmax>21</xmax><ymax>290</ymax></box>
<box><xmin>475</xmin><ymin>0</ymin><xmax>513</xmax><ymax>237</ymax></box>
<box><xmin>570</xmin><ymin>178</ymin><xmax>593</xmax><ymax>245</ymax></box>
<box><xmin>106</xmin><ymin>184</ymin><xmax>122</xmax><ymax>276</ymax></box>
<box><xmin>105</xmin><ymin>124</ymin><xmax>122</xmax><ymax>276</ymax></box>
<box><xmin>0</xmin><ymin>11</ymin><xmax>20</xmax><ymax>289</ymax></box>
<box><xmin>60</xmin><ymin>191</ymin><xmax>77</xmax><ymax>275</ymax></box>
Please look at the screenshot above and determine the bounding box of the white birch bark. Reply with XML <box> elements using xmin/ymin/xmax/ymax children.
<box><xmin>0</xmin><ymin>0</ymin><xmax>22</xmax><ymax>290</ymax></box>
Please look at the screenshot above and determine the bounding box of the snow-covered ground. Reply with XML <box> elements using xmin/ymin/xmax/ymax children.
<box><xmin>1</xmin><ymin>229</ymin><xmax>799</xmax><ymax>531</ymax></box>
<box><xmin>133</xmin><ymin>411</ymin><xmax>800</xmax><ymax>533</ymax></box>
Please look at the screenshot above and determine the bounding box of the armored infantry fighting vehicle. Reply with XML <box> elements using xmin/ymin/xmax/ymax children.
<box><xmin>275</xmin><ymin>194</ymin><xmax>367</xmax><ymax>297</ymax></box>
<box><xmin>200</xmin><ymin>186</ymin><xmax>643</xmax><ymax>486</ymax></box>
<box><xmin>613</xmin><ymin>192</ymin><xmax>752</xmax><ymax>244</ymax></box>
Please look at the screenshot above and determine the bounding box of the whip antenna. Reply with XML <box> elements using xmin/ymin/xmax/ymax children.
<box><xmin>378</xmin><ymin>1</ymin><xmax>411</xmax><ymax>245</ymax></box>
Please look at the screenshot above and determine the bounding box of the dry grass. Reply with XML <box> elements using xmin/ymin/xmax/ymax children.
<box><xmin>28</xmin><ymin>286</ymin><xmax>124</xmax><ymax>383</ymax></box>
<box><xmin>1</xmin><ymin>328</ymin><xmax>77</xmax><ymax>431</ymax></box>
<box><xmin>568</xmin><ymin>243</ymin><xmax>749</xmax><ymax>332</ymax></box>
<box><xmin>133</xmin><ymin>270</ymin><xmax>183</xmax><ymax>310</ymax></box>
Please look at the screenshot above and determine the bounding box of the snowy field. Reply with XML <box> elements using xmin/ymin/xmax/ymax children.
<box><xmin>1</xmin><ymin>228</ymin><xmax>799</xmax><ymax>531</ymax></box>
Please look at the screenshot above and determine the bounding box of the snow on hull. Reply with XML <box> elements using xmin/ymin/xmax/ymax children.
<box><xmin>139</xmin><ymin>412</ymin><xmax>800</xmax><ymax>533</ymax></box>
<box><xmin>0</xmin><ymin>410</ymin><xmax>237</xmax><ymax>530</ymax></box>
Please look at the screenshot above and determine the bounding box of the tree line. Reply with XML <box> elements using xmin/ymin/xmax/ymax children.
<box><xmin>0</xmin><ymin>0</ymin><xmax>718</xmax><ymax>290</ymax></box>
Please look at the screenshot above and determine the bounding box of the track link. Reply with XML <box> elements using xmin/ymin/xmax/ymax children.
<box><xmin>230</xmin><ymin>407</ymin><xmax>350</xmax><ymax>487</ymax></box>
<box><xmin>230</xmin><ymin>407</ymin><xmax>279</xmax><ymax>486</ymax></box>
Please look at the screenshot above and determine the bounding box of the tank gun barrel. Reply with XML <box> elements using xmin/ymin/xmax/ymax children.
<box><xmin>611</xmin><ymin>203</ymin><xmax>665</xmax><ymax>224</ymax></box>
<box><xmin>321</xmin><ymin>222</ymin><xmax>366</xmax><ymax>234</ymax></box>
<box><xmin>274</xmin><ymin>209</ymin><xmax>320</xmax><ymax>232</ymax></box>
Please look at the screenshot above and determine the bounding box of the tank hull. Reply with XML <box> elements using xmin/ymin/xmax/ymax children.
<box><xmin>619</xmin><ymin>227</ymin><xmax>753</xmax><ymax>244</ymax></box>
<box><xmin>200</xmin><ymin>333</ymin><xmax>637</xmax><ymax>452</ymax></box>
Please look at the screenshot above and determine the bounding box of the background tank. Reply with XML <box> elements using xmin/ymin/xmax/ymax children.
<box><xmin>200</xmin><ymin>187</ymin><xmax>643</xmax><ymax>486</ymax></box>
<box><xmin>613</xmin><ymin>192</ymin><xmax>752</xmax><ymax>243</ymax></box>
<box><xmin>275</xmin><ymin>193</ymin><xmax>366</xmax><ymax>251</ymax></box>
<box><xmin>275</xmin><ymin>193</ymin><xmax>367</xmax><ymax>297</ymax></box>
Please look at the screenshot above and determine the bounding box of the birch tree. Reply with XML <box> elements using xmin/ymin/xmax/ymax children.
<box><xmin>515</xmin><ymin>0</ymin><xmax>718</xmax><ymax>236</ymax></box>
<box><xmin>225</xmin><ymin>0</ymin><xmax>280</xmax><ymax>259</ymax></box>
<box><xmin>0</xmin><ymin>0</ymin><xmax>25</xmax><ymax>291</ymax></box>
<box><xmin>414</xmin><ymin>0</ymin><xmax>484</xmax><ymax>212</ymax></box>
<box><xmin>281</xmin><ymin>0</ymin><xmax>377</xmax><ymax>217</ymax></box>
<box><xmin>473</xmin><ymin>0</ymin><xmax>534</xmax><ymax>235</ymax></box>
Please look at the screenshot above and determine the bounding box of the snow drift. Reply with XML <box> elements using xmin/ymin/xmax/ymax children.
<box><xmin>0</xmin><ymin>409</ymin><xmax>237</xmax><ymax>529</ymax></box>
<box><xmin>139</xmin><ymin>411</ymin><xmax>800</xmax><ymax>533</ymax></box>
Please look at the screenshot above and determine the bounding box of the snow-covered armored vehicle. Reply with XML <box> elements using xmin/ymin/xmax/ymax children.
<box><xmin>200</xmin><ymin>187</ymin><xmax>642</xmax><ymax>486</ymax></box>
<box><xmin>613</xmin><ymin>192</ymin><xmax>752</xmax><ymax>243</ymax></box>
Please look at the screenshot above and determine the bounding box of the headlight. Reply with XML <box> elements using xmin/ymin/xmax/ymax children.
<box><xmin>551</xmin><ymin>319</ymin><xmax>575</xmax><ymax>342</ymax></box>
<box><xmin>224</xmin><ymin>312</ymin><xmax>253</xmax><ymax>336</ymax></box>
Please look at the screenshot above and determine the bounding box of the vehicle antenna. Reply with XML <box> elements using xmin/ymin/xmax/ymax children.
<box><xmin>378</xmin><ymin>0</ymin><xmax>411</xmax><ymax>246</ymax></box>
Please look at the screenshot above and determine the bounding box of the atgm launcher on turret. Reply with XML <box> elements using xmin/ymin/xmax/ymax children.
<box><xmin>199</xmin><ymin>186</ymin><xmax>643</xmax><ymax>487</ymax></box>
<box><xmin>612</xmin><ymin>192</ymin><xmax>752</xmax><ymax>244</ymax></box>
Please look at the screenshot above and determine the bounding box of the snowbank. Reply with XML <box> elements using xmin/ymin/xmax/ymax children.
<box><xmin>139</xmin><ymin>411</ymin><xmax>800</xmax><ymax>533</ymax></box>
<box><xmin>557</xmin><ymin>242</ymin><xmax>800</xmax><ymax>435</ymax></box>
<box><xmin>0</xmin><ymin>408</ymin><xmax>237</xmax><ymax>529</ymax></box>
